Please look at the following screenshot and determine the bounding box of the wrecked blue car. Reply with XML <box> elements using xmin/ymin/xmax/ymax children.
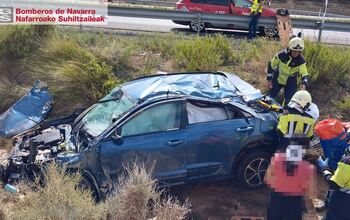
<box><xmin>0</xmin><ymin>72</ymin><xmax>279</xmax><ymax>200</ymax></box>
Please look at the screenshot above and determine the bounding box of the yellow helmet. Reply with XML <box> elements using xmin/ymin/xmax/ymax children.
<box><xmin>291</xmin><ymin>90</ymin><xmax>312</xmax><ymax>108</ymax></box>
<box><xmin>289</xmin><ymin>37</ymin><xmax>304</xmax><ymax>51</ymax></box>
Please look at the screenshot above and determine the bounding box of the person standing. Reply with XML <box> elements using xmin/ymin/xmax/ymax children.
<box><xmin>318</xmin><ymin>155</ymin><xmax>350</xmax><ymax>220</ymax></box>
<box><xmin>265</xmin><ymin>144</ymin><xmax>316</xmax><ymax>220</ymax></box>
<box><xmin>267</xmin><ymin>37</ymin><xmax>309</xmax><ymax>106</ymax></box>
<box><xmin>248</xmin><ymin>0</ymin><xmax>264</xmax><ymax>40</ymax></box>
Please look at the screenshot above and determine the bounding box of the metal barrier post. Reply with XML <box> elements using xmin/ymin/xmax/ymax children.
<box><xmin>318</xmin><ymin>0</ymin><xmax>328</xmax><ymax>42</ymax></box>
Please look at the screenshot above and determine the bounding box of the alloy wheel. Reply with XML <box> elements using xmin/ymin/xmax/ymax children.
<box><xmin>190</xmin><ymin>21</ymin><xmax>205</xmax><ymax>32</ymax></box>
<box><xmin>264</xmin><ymin>26</ymin><xmax>278</xmax><ymax>38</ymax></box>
<box><xmin>244</xmin><ymin>157</ymin><xmax>269</xmax><ymax>187</ymax></box>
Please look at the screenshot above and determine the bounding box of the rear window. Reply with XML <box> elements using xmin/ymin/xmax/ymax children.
<box><xmin>190</xmin><ymin>0</ymin><xmax>229</xmax><ymax>6</ymax></box>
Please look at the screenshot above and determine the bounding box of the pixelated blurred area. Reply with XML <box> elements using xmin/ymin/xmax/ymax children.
<box><xmin>173</xmin><ymin>162</ymin><xmax>328</xmax><ymax>219</ymax></box>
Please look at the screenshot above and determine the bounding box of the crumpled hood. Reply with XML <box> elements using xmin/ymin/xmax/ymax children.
<box><xmin>0</xmin><ymin>81</ymin><xmax>52</xmax><ymax>137</ymax></box>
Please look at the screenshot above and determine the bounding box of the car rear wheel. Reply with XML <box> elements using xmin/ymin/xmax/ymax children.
<box><xmin>189</xmin><ymin>21</ymin><xmax>205</xmax><ymax>32</ymax></box>
<box><xmin>259</xmin><ymin>26</ymin><xmax>279</xmax><ymax>38</ymax></box>
<box><xmin>236</xmin><ymin>150</ymin><xmax>271</xmax><ymax>189</ymax></box>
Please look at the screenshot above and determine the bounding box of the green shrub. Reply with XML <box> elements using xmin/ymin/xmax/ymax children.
<box><xmin>173</xmin><ymin>34</ymin><xmax>232</xmax><ymax>71</ymax></box>
<box><xmin>0</xmin><ymin>25</ymin><xmax>53</xmax><ymax>59</ymax></box>
<box><xmin>305</xmin><ymin>41</ymin><xmax>350</xmax><ymax>86</ymax></box>
<box><xmin>28</xmin><ymin>37</ymin><xmax>118</xmax><ymax>114</ymax></box>
<box><xmin>338</xmin><ymin>96</ymin><xmax>350</xmax><ymax>113</ymax></box>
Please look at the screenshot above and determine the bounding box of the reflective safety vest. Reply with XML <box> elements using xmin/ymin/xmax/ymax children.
<box><xmin>331</xmin><ymin>157</ymin><xmax>350</xmax><ymax>193</ymax></box>
<box><xmin>277</xmin><ymin>112</ymin><xmax>315</xmax><ymax>138</ymax></box>
<box><xmin>270</xmin><ymin>49</ymin><xmax>309</xmax><ymax>86</ymax></box>
<box><xmin>250</xmin><ymin>0</ymin><xmax>264</xmax><ymax>13</ymax></box>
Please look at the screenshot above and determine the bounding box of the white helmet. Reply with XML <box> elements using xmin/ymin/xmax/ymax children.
<box><xmin>291</xmin><ymin>90</ymin><xmax>312</xmax><ymax>109</ymax></box>
<box><xmin>289</xmin><ymin>37</ymin><xmax>304</xmax><ymax>51</ymax></box>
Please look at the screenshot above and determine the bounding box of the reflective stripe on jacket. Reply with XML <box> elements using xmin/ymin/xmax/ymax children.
<box><xmin>251</xmin><ymin>0</ymin><xmax>263</xmax><ymax>13</ymax></box>
<box><xmin>277</xmin><ymin>112</ymin><xmax>315</xmax><ymax>138</ymax></box>
<box><xmin>269</xmin><ymin>49</ymin><xmax>309</xmax><ymax>85</ymax></box>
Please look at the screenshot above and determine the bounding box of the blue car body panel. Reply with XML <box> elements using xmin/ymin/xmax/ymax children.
<box><xmin>0</xmin><ymin>81</ymin><xmax>52</xmax><ymax>137</ymax></box>
<box><xmin>94</xmin><ymin>72</ymin><xmax>277</xmax><ymax>189</ymax></box>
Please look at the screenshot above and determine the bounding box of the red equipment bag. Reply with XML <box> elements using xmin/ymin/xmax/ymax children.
<box><xmin>315</xmin><ymin>119</ymin><xmax>346</xmax><ymax>140</ymax></box>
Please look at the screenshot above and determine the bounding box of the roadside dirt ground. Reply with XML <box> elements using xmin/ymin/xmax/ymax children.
<box><xmin>172</xmin><ymin>173</ymin><xmax>328</xmax><ymax>220</ymax></box>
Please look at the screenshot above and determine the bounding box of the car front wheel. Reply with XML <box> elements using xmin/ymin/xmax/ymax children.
<box><xmin>259</xmin><ymin>26</ymin><xmax>279</xmax><ymax>38</ymax></box>
<box><xmin>236</xmin><ymin>150</ymin><xmax>271</xmax><ymax>189</ymax></box>
<box><xmin>78</xmin><ymin>175</ymin><xmax>100</xmax><ymax>201</ymax></box>
<box><xmin>189</xmin><ymin>21</ymin><xmax>205</xmax><ymax>32</ymax></box>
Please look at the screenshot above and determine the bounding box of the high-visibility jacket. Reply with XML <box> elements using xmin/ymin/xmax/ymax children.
<box><xmin>277</xmin><ymin>108</ymin><xmax>315</xmax><ymax>139</ymax></box>
<box><xmin>250</xmin><ymin>0</ymin><xmax>264</xmax><ymax>13</ymax></box>
<box><xmin>322</xmin><ymin>156</ymin><xmax>350</xmax><ymax>220</ymax></box>
<box><xmin>331</xmin><ymin>157</ymin><xmax>350</xmax><ymax>191</ymax></box>
<box><xmin>267</xmin><ymin>49</ymin><xmax>309</xmax><ymax>86</ymax></box>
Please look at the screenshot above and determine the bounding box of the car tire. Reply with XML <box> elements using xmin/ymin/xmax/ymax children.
<box><xmin>79</xmin><ymin>175</ymin><xmax>100</xmax><ymax>201</ymax></box>
<box><xmin>236</xmin><ymin>150</ymin><xmax>271</xmax><ymax>189</ymax></box>
<box><xmin>189</xmin><ymin>21</ymin><xmax>205</xmax><ymax>32</ymax></box>
<box><xmin>259</xmin><ymin>26</ymin><xmax>279</xmax><ymax>38</ymax></box>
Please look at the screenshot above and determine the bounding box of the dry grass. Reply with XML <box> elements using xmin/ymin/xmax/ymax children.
<box><xmin>106</xmin><ymin>163</ymin><xmax>158</xmax><ymax>220</ymax></box>
<box><xmin>106</xmin><ymin>162</ymin><xmax>191</xmax><ymax>220</ymax></box>
<box><xmin>7</xmin><ymin>163</ymin><xmax>106</xmax><ymax>220</ymax></box>
<box><xmin>0</xmin><ymin>162</ymin><xmax>190</xmax><ymax>220</ymax></box>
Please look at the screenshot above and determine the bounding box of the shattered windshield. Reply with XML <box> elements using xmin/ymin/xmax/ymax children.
<box><xmin>81</xmin><ymin>88</ymin><xmax>136</xmax><ymax>137</ymax></box>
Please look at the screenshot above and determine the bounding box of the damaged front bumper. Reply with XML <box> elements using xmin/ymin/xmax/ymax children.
<box><xmin>0</xmin><ymin>123</ymin><xmax>81</xmax><ymax>184</ymax></box>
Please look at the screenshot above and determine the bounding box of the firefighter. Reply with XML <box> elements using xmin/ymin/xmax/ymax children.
<box><xmin>318</xmin><ymin>155</ymin><xmax>350</xmax><ymax>220</ymax></box>
<box><xmin>267</xmin><ymin>37</ymin><xmax>309</xmax><ymax>106</ymax></box>
<box><xmin>276</xmin><ymin>90</ymin><xmax>317</xmax><ymax>150</ymax></box>
<box><xmin>248</xmin><ymin>0</ymin><xmax>264</xmax><ymax>40</ymax></box>
<box><xmin>265</xmin><ymin>143</ymin><xmax>316</xmax><ymax>220</ymax></box>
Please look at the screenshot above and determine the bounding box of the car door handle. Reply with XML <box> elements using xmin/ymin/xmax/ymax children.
<box><xmin>236</xmin><ymin>126</ymin><xmax>254</xmax><ymax>132</ymax></box>
<box><xmin>166</xmin><ymin>139</ymin><xmax>184</xmax><ymax>146</ymax></box>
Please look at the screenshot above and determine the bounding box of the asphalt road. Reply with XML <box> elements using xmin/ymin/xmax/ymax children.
<box><xmin>104</xmin><ymin>16</ymin><xmax>350</xmax><ymax>45</ymax></box>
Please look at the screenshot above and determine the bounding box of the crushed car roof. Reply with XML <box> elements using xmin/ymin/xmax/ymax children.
<box><xmin>121</xmin><ymin>72</ymin><xmax>263</xmax><ymax>102</ymax></box>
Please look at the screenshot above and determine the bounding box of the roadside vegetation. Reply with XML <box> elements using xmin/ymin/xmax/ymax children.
<box><xmin>0</xmin><ymin>25</ymin><xmax>348</xmax><ymax>119</ymax></box>
<box><xmin>0</xmin><ymin>163</ymin><xmax>190</xmax><ymax>220</ymax></box>
<box><xmin>0</xmin><ymin>25</ymin><xmax>349</xmax><ymax>218</ymax></box>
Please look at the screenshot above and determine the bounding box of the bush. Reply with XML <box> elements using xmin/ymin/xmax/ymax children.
<box><xmin>106</xmin><ymin>162</ymin><xmax>191</xmax><ymax>220</ymax></box>
<box><xmin>8</xmin><ymin>163</ymin><xmax>106</xmax><ymax>220</ymax></box>
<box><xmin>26</xmin><ymin>37</ymin><xmax>118</xmax><ymax>115</ymax></box>
<box><xmin>173</xmin><ymin>34</ymin><xmax>232</xmax><ymax>71</ymax></box>
<box><xmin>304</xmin><ymin>41</ymin><xmax>350</xmax><ymax>87</ymax></box>
<box><xmin>338</xmin><ymin>95</ymin><xmax>350</xmax><ymax>115</ymax></box>
<box><xmin>0</xmin><ymin>25</ymin><xmax>53</xmax><ymax>59</ymax></box>
<box><xmin>1</xmin><ymin>162</ymin><xmax>190</xmax><ymax>220</ymax></box>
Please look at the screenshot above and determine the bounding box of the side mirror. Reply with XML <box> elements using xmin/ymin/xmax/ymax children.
<box><xmin>112</xmin><ymin>133</ymin><xmax>122</xmax><ymax>141</ymax></box>
<box><xmin>112</xmin><ymin>127</ymin><xmax>122</xmax><ymax>141</ymax></box>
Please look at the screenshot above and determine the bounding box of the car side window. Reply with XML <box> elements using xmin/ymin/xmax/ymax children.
<box><xmin>233</xmin><ymin>0</ymin><xmax>252</xmax><ymax>7</ymax></box>
<box><xmin>190</xmin><ymin>0</ymin><xmax>207</xmax><ymax>3</ymax></box>
<box><xmin>226</xmin><ymin>108</ymin><xmax>244</xmax><ymax>119</ymax></box>
<box><xmin>120</xmin><ymin>102</ymin><xmax>182</xmax><ymax>137</ymax></box>
<box><xmin>190</xmin><ymin>0</ymin><xmax>229</xmax><ymax>5</ymax></box>
<box><xmin>187</xmin><ymin>101</ymin><xmax>228</xmax><ymax>124</ymax></box>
